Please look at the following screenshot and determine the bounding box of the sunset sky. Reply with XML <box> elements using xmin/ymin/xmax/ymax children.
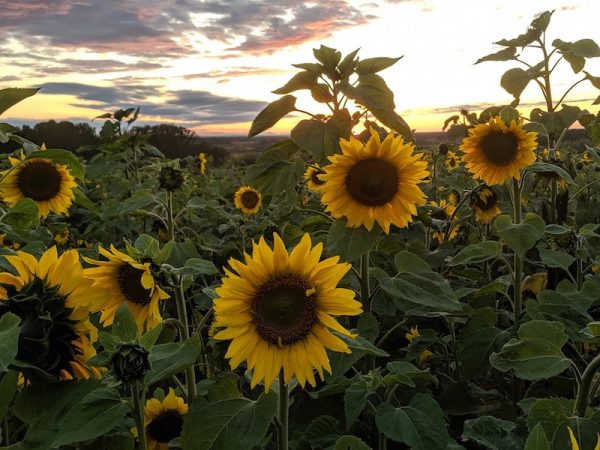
<box><xmin>1</xmin><ymin>0</ymin><xmax>599</xmax><ymax>136</ymax></box>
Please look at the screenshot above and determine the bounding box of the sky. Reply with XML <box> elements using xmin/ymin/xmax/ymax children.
<box><xmin>0</xmin><ymin>0</ymin><xmax>599</xmax><ymax>136</ymax></box>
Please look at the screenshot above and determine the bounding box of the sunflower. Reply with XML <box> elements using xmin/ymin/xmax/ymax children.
<box><xmin>213</xmin><ymin>233</ymin><xmax>362</xmax><ymax>389</ymax></box>
<box><xmin>54</xmin><ymin>229</ymin><xmax>70</xmax><ymax>245</ymax></box>
<box><xmin>304</xmin><ymin>163</ymin><xmax>326</xmax><ymax>192</ymax></box>
<box><xmin>430</xmin><ymin>200</ymin><xmax>459</xmax><ymax>243</ymax></box>
<box><xmin>0</xmin><ymin>247</ymin><xmax>100</xmax><ymax>381</ymax></box>
<box><xmin>567</xmin><ymin>426</ymin><xmax>600</xmax><ymax>450</ymax></box>
<box><xmin>444</xmin><ymin>151</ymin><xmax>460</xmax><ymax>171</ymax></box>
<box><xmin>198</xmin><ymin>152</ymin><xmax>207</xmax><ymax>175</ymax></box>
<box><xmin>83</xmin><ymin>245</ymin><xmax>169</xmax><ymax>332</ymax></box>
<box><xmin>0</xmin><ymin>154</ymin><xmax>77</xmax><ymax>218</ymax></box>
<box><xmin>405</xmin><ymin>326</ymin><xmax>433</xmax><ymax>367</ymax></box>
<box><xmin>320</xmin><ymin>129</ymin><xmax>429</xmax><ymax>234</ymax></box>
<box><xmin>132</xmin><ymin>388</ymin><xmax>188</xmax><ymax>450</ymax></box>
<box><xmin>0</xmin><ymin>233</ymin><xmax>21</xmax><ymax>250</ymax></box>
<box><xmin>460</xmin><ymin>116</ymin><xmax>537</xmax><ymax>185</ymax></box>
<box><xmin>234</xmin><ymin>186</ymin><xmax>262</xmax><ymax>215</ymax></box>
<box><xmin>470</xmin><ymin>185</ymin><xmax>501</xmax><ymax>223</ymax></box>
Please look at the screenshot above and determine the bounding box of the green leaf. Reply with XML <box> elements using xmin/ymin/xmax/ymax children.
<box><xmin>501</xmin><ymin>68</ymin><xmax>532</xmax><ymax>99</ymax></box>
<box><xmin>527</xmin><ymin>162</ymin><xmax>575</xmax><ymax>184</ymax></box>
<box><xmin>344</xmin><ymin>380</ymin><xmax>371</xmax><ymax>429</ymax></box>
<box><xmin>490</xmin><ymin>320</ymin><xmax>570</xmax><ymax>380</ymax></box>
<box><xmin>335</xmin><ymin>435</ymin><xmax>372</xmax><ymax>450</ymax></box>
<box><xmin>326</xmin><ymin>219</ymin><xmax>382</xmax><ymax>262</ymax></box>
<box><xmin>524</xmin><ymin>424</ymin><xmax>550</xmax><ymax>450</ymax></box>
<box><xmin>180</xmin><ymin>393</ymin><xmax>277</xmax><ymax>450</ymax></box>
<box><xmin>3</xmin><ymin>198</ymin><xmax>40</xmax><ymax>231</ymax></box>
<box><xmin>375</xmin><ymin>394</ymin><xmax>449</xmax><ymax>450</ymax></box>
<box><xmin>272</xmin><ymin>71</ymin><xmax>319</xmax><ymax>95</ymax></box>
<box><xmin>0</xmin><ymin>88</ymin><xmax>39</xmax><ymax>116</ymax></box>
<box><xmin>0</xmin><ymin>371</ymin><xmax>18</xmax><ymax>421</ymax></box>
<box><xmin>338</xmin><ymin>48</ymin><xmax>361</xmax><ymax>78</ymax></box>
<box><xmin>553</xmin><ymin>38</ymin><xmax>600</xmax><ymax>58</ymax></box>
<box><xmin>26</xmin><ymin>149</ymin><xmax>85</xmax><ymax>180</ymax></box>
<box><xmin>338</xmin><ymin>334</ymin><xmax>389</xmax><ymax>357</ymax></box>
<box><xmin>244</xmin><ymin>140</ymin><xmax>304</xmax><ymax>197</ymax></box>
<box><xmin>448</xmin><ymin>241</ymin><xmax>503</xmax><ymax>266</ymax></box>
<box><xmin>462</xmin><ymin>416</ymin><xmax>523</xmax><ymax>450</ymax></box>
<box><xmin>73</xmin><ymin>187</ymin><xmax>99</xmax><ymax>214</ymax></box>
<box><xmin>475</xmin><ymin>47</ymin><xmax>517</xmax><ymax>64</ymax></box>
<box><xmin>313</xmin><ymin>45</ymin><xmax>342</xmax><ymax>71</ymax></box>
<box><xmin>111</xmin><ymin>304</ymin><xmax>138</xmax><ymax>342</ymax></box>
<box><xmin>177</xmin><ymin>258</ymin><xmax>218</xmax><ymax>276</ymax></box>
<box><xmin>370</xmin><ymin>107</ymin><xmax>413</xmax><ymax>142</ymax></box>
<box><xmin>248</xmin><ymin>95</ymin><xmax>296</xmax><ymax>137</ymax></box>
<box><xmin>145</xmin><ymin>335</ymin><xmax>202</xmax><ymax>386</ymax></box>
<box><xmin>133</xmin><ymin>234</ymin><xmax>160</xmax><ymax>258</ymax></box>
<box><xmin>291</xmin><ymin>110</ymin><xmax>351</xmax><ymax>163</ymax></box>
<box><xmin>0</xmin><ymin>313</ymin><xmax>21</xmax><ymax>372</ymax></box>
<box><xmin>357</xmin><ymin>313</ymin><xmax>379</xmax><ymax>342</ymax></box>
<box><xmin>539</xmin><ymin>247</ymin><xmax>576</xmax><ymax>271</ymax></box>
<box><xmin>355</xmin><ymin>56</ymin><xmax>402</xmax><ymax>75</ymax></box>
<box><xmin>526</xmin><ymin>398</ymin><xmax>569</xmax><ymax>438</ymax></box>
<box><xmin>139</xmin><ymin>324</ymin><xmax>163</xmax><ymax>350</ymax></box>
<box><xmin>52</xmin><ymin>388</ymin><xmax>128</xmax><ymax>446</ymax></box>
<box><xmin>544</xmin><ymin>224</ymin><xmax>572</xmax><ymax>235</ymax></box>
<box><xmin>494</xmin><ymin>213</ymin><xmax>545</xmax><ymax>255</ymax></box>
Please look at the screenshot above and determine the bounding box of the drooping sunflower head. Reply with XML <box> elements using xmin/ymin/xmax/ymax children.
<box><xmin>320</xmin><ymin>129</ymin><xmax>429</xmax><ymax>234</ymax></box>
<box><xmin>234</xmin><ymin>186</ymin><xmax>262</xmax><ymax>215</ymax></box>
<box><xmin>0</xmin><ymin>247</ymin><xmax>100</xmax><ymax>382</ymax></box>
<box><xmin>83</xmin><ymin>245</ymin><xmax>170</xmax><ymax>332</ymax></box>
<box><xmin>405</xmin><ymin>326</ymin><xmax>433</xmax><ymax>367</ymax></box>
<box><xmin>470</xmin><ymin>185</ymin><xmax>501</xmax><ymax>223</ymax></box>
<box><xmin>198</xmin><ymin>152</ymin><xmax>207</xmax><ymax>175</ymax></box>
<box><xmin>213</xmin><ymin>233</ymin><xmax>362</xmax><ymax>389</ymax></box>
<box><xmin>444</xmin><ymin>151</ymin><xmax>460</xmax><ymax>171</ymax></box>
<box><xmin>460</xmin><ymin>116</ymin><xmax>538</xmax><ymax>185</ymax></box>
<box><xmin>0</xmin><ymin>157</ymin><xmax>77</xmax><ymax>218</ymax></box>
<box><xmin>430</xmin><ymin>199</ymin><xmax>455</xmax><ymax>219</ymax></box>
<box><xmin>304</xmin><ymin>163</ymin><xmax>326</xmax><ymax>192</ymax></box>
<box><xmin>135</xmin><ymin>388</ymin><xmax>188</xmax><ymax>450</ymax></box>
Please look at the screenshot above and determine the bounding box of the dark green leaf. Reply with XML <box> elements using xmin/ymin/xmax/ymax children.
<box><xmin>527</xmin><ymin>162</ymin><xmax>575</xmax><ymax>184</ymax></box>
<box><xmin>26</xmin><ymin>149</ymin><xmax>85</xmax><ymax>180</ymax></box>
<box><xmin>524</xmin><ymin>424</ymin><xmax>550</xmax><ymax>450</ymax></box>
<box><xmin>335</xmin><ymin>435</ymin><xmax>372</xmax><ymax>450</ymax></box>
<box><xmin>248</xmin><ymin>95</ymin><xmax>296</xmax><ymax>137</ymax></box>
<box><xmin>111</xmin><ymin>304</ymin><xmax>138</xmax><ymax>342</ymax></box>
<box><xmin>326</xmin><ymin>219</ymin><xmax>382</xmax><ymax>262</ymax></box>
<box><xmin>448</xmin><ymin>241</ymin><xmax>503</xmax><ymax>266</ymax></box>
<box><xmin>344</xmin><ymin>380</ymin><xmax>370</xmax><ymax>429</ymax></box>
<box><xmin>0</xmin><ymin>313</ymin><xmax>20</xmax><ymax>372</ymax></box>
<box><xmin>0</xmin><ymin>88</ymin><xmax>39</xmax><ymax>116</ymax></box>
<box><xmin>462</xmin><ymin>416</ymin><xmax>523</xmax><ymax>450</ymax></box>
<box><xmin>475</xmin><ymin>47</ymin><xmax>517</xmax><ymax>64</ymax></box>
<box><xmin>356</xmin><ymin>57</ymin><xmax>402</xmax><ymax>75</ymax></box>
<box><xmin>501</xmin><ymin>68</ymin><xmax>532</xmax><ymax>99</ymax></box>
<box><xmin>145</xmin><ymin>336</ymin><xmax>202</xmax><ymax>385</ymax></box>
<box><xmin>4</xmin><ymin>198</ymin><xmax>40</xmax><ymax>231</ymax></box>
<box><xmin>539</xmin><ymin>247</ymin><xmax>576</xmax><ymax>271</ymax></box>
<box><xmin>272</xmin><ymin>71</ymin><xmax>319</xmax><ymax>95</ymax></box>
<box><xmin>494</xmin><ymin>213</ymin><xmax>545</xmax><ymax>255</ymax></box>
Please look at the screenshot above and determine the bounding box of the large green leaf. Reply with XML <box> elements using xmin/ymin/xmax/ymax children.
<box><xmin>0</xmin><ymin>371</ymin><xmax>18</xmax><ymax>421</ymax></box>
<box><xmin>145</xmin><ymin>335</ymin><xmax>202</xmax><ymax>385</ymax></box>
<box><xmin>272</xmin><ymin>71</ymin><xmax>319</xmax><ymax>94</ymax></box>
<box><xmin>462</xmin><ymin>416</ymin><xmax>523</xmax><ymax>450</ymax></box>
<box><xmin>248</xmin><ymin>95</ymin><xmax>296</xmax><ymax>137</ymax></box>
<box><xmin>344</xmin><ymin>380</ymin><xmax>371</xmax><ymax>429</ymax></box>
<box><xmin>500</xmin><ymin>68</ymin><xmax>532</xmax><ymax>99</ymax></box>
<box><xmin>490</xmin><ymin>320</ymin><xmax>570</xmax><ymax>380</ymax></box>
<box><xmin>524</xmin><ymin>424</ymin><xmax>550</xmax><ymax>450</ymax></box>
<box><xmin>326</xmin><ymin>219</ymin><xmax>382</xmax><ymax>262</ymax></box>
<box><xmin>375</xmin><ymin>394</ymin><xmax>449</xmax><ymax>450</ymax></box>
<box><xmin>448</xmin><ymin>241</ymin><xmax>503</xmax><ymax>266</ymax></box>
<box><xmin>0</xmin><ymin>313</ymin><xmax>21</xmax><ymax>372</ymax></box>
<box><xmin>355</xmin><ymin>57</ymin><xmax>402</xmax><ymax>75</ymax></box>
<box><xmin>180</xmin><ymin>393</ymin><xmax>277</xmax><ymax>450</ymax></box>
<box><xmin>527</xmin><ymin>162</ymin><xmax>575</xmax><ymax>184</ymax></box>
<box><xmin>335</xmin><ymin>435</ymin><xmax>372</xmax><ymax>450</ymax></box>
<box><xmin>494</xmin><ymin>213</ymin><xmax>545</xmax><ymax>255</ymax></box>
<box><xmin>0</xmin><ymin>88</ymin><xmax>39</xmax><ymax>116</ymax></box>
<box><xmin>476</xmin><ymin>47</ymin><xmax>517</xmax><ymax>64</ymax></box>
<box><xmin>291</xmin><ymin>113</ymin><xmax>349</xmax><ymax>163</ymax></box>
<box><xmin>3</xmin><ymin>198</ymin><xmax>40</xmax><ymax>231</ymax></box>
<box><xmin>52</xmin><ymin>388</ymin><xmax>128</xmax><ymax>446</ymax></box>
<box><xmin>538</xmin><ymin>248</ymin><xmax>576</xmax><ymax>272</ymax></box>
<box><xmin>26</xmin><ymin>149</ymin><xmax>85</xmax><ymax>180</ymax></box>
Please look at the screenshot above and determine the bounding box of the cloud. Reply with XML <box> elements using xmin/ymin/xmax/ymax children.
<box><xmin>182</xmin><ymin>66</ymin><xmax>289</xmax><ymax>80</ymax></box>
<box><xmin>37</xmin><ymin>82</ymin><xmax>267</xmax><ymax>125</ymax></box>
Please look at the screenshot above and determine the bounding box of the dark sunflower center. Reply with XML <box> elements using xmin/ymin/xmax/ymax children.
<box><xmin>252</xmin><ymin>274</ymin><xmax>317</xmax><ymax>346</ymax></box>
<box><xmin>449</xmin><ymin>158</ymin><xmax>457</xmax><ymax>167</ymax></box>
<box><xmin>311</xmin><ymin>169</ymin><xmax>325</xmax><ymax>185</ymax></box>
<box><xmin>0</xmin><ymin>279</ymin><xmax>80</xmax><ymax>380</ymax></box>
<box><xmin>480</xmin><ymin>131</ymin><xmax>519</xmax><ymax>166</ymax></box>
<box><xmin>146</xmin><ymin>410</ymin><xmax>184</xmax><ymax>443</ymax></box>
<box><xmin>472</xmin><ymin>189</ymin><xmax>498</xmax><ymax>211</ymax></box>
<box><xmin>345</xmin><ymin>158</ymin><xmax>399</xmax><ymax>206</ymax></box>
<box><xmin>16</xmin><ymin>160</ymin><xmax>62</xmax><ymax>201</ymax></box>
<box><xmin>117</xmin><ymin>264</ymin><xmax>153</xmax><ymax>305</ymax></box>
<box><xmin>240</xmin><ymin>190</ymin><xmax>259</xmax><ymax>209</ymax></box>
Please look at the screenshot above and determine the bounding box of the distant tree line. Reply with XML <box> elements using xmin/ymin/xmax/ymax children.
<box><xmin>0</xmin><ymin>121</ymin><xmax>229</xmax><ymax>165</ymax></box>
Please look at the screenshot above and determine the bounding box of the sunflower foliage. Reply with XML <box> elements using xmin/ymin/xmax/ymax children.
<box><xmin>0</xmin><ymin>11</ymin><xmax>600</xmax><ymax>450</ymax></box>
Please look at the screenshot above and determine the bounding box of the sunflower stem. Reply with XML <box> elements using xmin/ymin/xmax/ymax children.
<box><xmin>174</xmin><ymin>280</ymin><xmax>197</xmax><ymax>401</ymax></box>
<box><xmin>278</xmin><ymin>373</ymin><xmax>289</xmax><ymax>450</ymax></box>
<box><xmin>361</xmin><ymin>251</ymin><xmax>376</xmax><ymax>371</ymax></box>
<box><xmin>574</xmin><ymin>353</ymin><xmax>600</xmax><ymax>416</ymax></box>
<box><xmin>166</xmin><ymin>191</ymin><xmax>175</xmax><ymax>241</ymax></box>
<box><xmin>2</xmin><ymin>415</ymin><xmax>9</xmax><ymax>445</ymax></box>
<box><xmin>510</xmin><ymin>178</ymin><xmax>523</xmax><ymax>322</ymax></box>
<box><xmin>131</xmin><ymin>381</ymin><xmax>147</xmax><ymax>450</ymax></box>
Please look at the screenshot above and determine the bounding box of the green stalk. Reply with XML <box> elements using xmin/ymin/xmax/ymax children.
<box><xmin>574</xmin><ymin>353</ymin><xmax>600</xmax><ymax>416</ymax></box>
<box><xmin>278</xmin><ymin>374</ymin><xmax>289</xmax><ymax>450</ymax></box>
<box><xmin>360</xmin><ymin>251</ymin><xmax>371</xmax><ymax>308</ymax></box>
<box><xmin>131</xmin><ymin>382</ymin><xmax>147</xmax><ymax>450</ymax></box>
<box><xmin>174</xmin><ymin>280</ymin><xmax>197</xmax><ymax>401</ymax></box>
<box><xmin>511</xmin><ymin>178</ymin><xmax>523</xmax><ymax>321</ymax></box>
<box><xmin>2</xmin><ymin>415</ymin><xmax>9</xmax><ymax>445</ymax></box>
<box><xmin>166</xmin><ymin>191</ymin><xmax>175</xmax><ymax>242</ymax></box>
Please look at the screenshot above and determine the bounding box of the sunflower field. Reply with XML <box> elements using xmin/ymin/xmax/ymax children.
<box><xmin>1</xmin><ymin>9</ymin><xmax>600</xmax><ymax>450</ymax></box>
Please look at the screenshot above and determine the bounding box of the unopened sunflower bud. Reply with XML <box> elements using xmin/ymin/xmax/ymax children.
<box><xmin>438</xmin><ymin>144</ymin><xmax>449</xmax><ymax>155</ymax></box>
<box><xmin>159</xmin><ymin>167</ymin><xmax>184</xmax><ymax>191</ymax></box>
<box><xmin>112</xmin><ymin>343</ymin><xmax>151</xmax><ymax>383</ymax></box>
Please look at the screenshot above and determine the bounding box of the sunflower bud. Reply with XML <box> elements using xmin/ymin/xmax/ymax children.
<box><xmin>112</xmin><ymin>343</ymin><xmax>151</xmax><ymax>383</ymax></box>
<box><xmin>437</xmin><ymin>144</ymin><xmax>449</xmax><ymax>155</ymax></box>
<box><xmin>159</xmin><ymin>167</ymin><xmax>184</xmax><ymax>191</ymax></box>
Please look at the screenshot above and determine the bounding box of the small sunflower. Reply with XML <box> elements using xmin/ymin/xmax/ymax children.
<box><xmin>470</xmin><ymin>185</ymin><xmax>501</xmax><ymax>223</ymax></box>
<box><xmin>448</xmin><ymin>190</ymin><xmax>460</xmax><ymax>207</ymax></box>
<box><xmin>444</xmin><ymin>151</ymin><xmax>460</xmax><ymax>171</ymax></box>
<box><xmin>320</xmin><ymin>129</ymin><xmax>429</xmax><ymax>233</ymax></box>
<box><xmin>213</xmin><ymin>233</ymin><xmax>362</xmax><ymax>389</ymax></box>
<box><xmin>83</xmin><ymin>245</ymin><xmax>170</xmax><ymax>332</ymax></box>
<box><xmin>405</xmin><ymin>326</ymin><xmax>433</xmax><ymax>367</ymax></box>
<box><xmin>234</xmin><ymin>186</ymin><xmax>262</xmax><ymax>215</ymax></box>
<box><xmin>0</xmin><ymin>233</ymin><xmax>21</xmax><ymax>250</ymax></box>
<box><xmin>0</xmin><ymin>247</ymin><xmax>100</xmax><ymax>381</ymax></box>
<box><xmin>0</xmin><ymin>155</ymin><xmax>77</xmax><ymax>218</ymax></box>
<box><xmin>133</xmin><ymin>388</ymin><xmax>188</xmax><ymax>450</ymax></box>
<box><xmin>304</xmin><ymin>163</ymin><xmax>326</xmax><ymax>192</ymax></box>
<box><xmin>198</xmin><ymin>152</ymin><xmax>207</xmax><ymax>175</ymax></box>
<box><xmin>54</xmin><ymin>229</ymin><xmax>70</xmax><ymax>245</ymax></box>
<box><xmin>460</xmin><ymin>116</ymin><xmax>537</xmax><ymax>185</ymax></box>
<box><xmin>430</xmin><ymin>199</ymin><xmax>459</xmax><ymax>243</ymax></box>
